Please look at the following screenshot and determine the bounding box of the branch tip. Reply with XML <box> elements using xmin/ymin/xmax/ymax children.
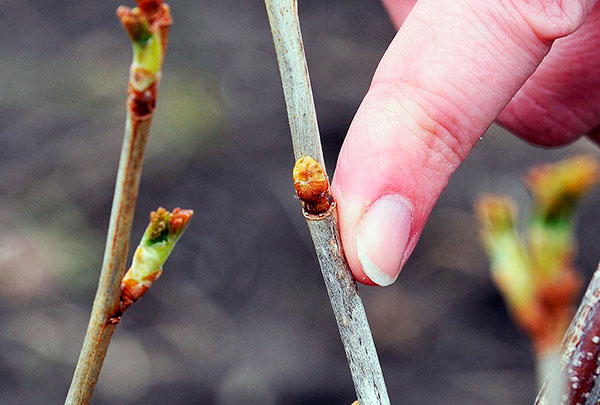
<box><xmin>118</xmin><ymin>0</ymin><xmax>172</xmax><ymax>119</ymax></box>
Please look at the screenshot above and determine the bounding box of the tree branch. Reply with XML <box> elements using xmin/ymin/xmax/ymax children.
<box><xmin>65</xmin><ymin>2</ymin><xmax>172</xmax><ymax>403</ymax></box>
<box><xmin>264</xmin><ymin>1</ymin><xmax>390</xmax><ymax>403</ymax></box>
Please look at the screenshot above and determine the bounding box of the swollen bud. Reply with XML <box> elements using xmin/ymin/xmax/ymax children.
<box><xmin>293</xmin><ymin>156</ymin><xmax>332</xmax><ymax>215</ymax></box>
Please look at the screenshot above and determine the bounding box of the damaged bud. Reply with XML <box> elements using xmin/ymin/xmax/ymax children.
<box><xmin>293</xmin><ymin>156</ymin><xmax>332</xmax><ymax>215</ymax></box>
<box><xmin>115</xmin><ymin>207</ymin><xmax>193</xmax><ymax>317</ymax></box>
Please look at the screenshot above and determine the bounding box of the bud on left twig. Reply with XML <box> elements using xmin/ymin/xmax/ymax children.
<box><xmin>115</xmin><ymin>207</ymin><xmax>193</xmax><ymax>319</ymax></box>
<box><xmin>117</xmin><ymin>0</ymin><xmax>172</xmax><ymax>119</ymax></box>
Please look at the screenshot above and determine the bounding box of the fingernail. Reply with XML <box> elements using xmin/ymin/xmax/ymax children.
<box><xmin>357</xmin><ymin>194</ymin><xmax>412</xmax><ymax>286</ymax></box>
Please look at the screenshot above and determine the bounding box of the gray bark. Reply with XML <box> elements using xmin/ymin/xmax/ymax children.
<box><xmin>307</xmin><ymin>207</ymin><xmax>390</xmax><ymax>405</ymax></box>
<box><xmin>264</xmin><ymin>0</ymin><xmax>325</xmax><ymax>170</ymax></box>
<box><xmin>264</xmin><ymin>1</ymin><xmax>391</xmax><ymax>403</ymax></box>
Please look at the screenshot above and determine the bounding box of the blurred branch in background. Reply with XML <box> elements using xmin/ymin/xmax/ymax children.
<box><xmin>66</xmin><ymin>1</ymin><xmax>173</xmax><ymax>403</ymax></box>
<box><xmin>476</xmin><ymin>156</ymin><xmax>599</xmax><ymax>400</ymax></box>
<box><xmin>535</xmin><ymin>157</ymin><xmax>600</xmax><ymax>404</ymax></box>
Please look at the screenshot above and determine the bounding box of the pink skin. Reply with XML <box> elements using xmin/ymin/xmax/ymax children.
<box><xmin>332</xmin><ymin>0</ymin><xmax>600</xmax><ymax>286</ymax></box>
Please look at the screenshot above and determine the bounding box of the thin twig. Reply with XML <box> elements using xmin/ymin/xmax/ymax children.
<box><xmin>264</xmin><ymin>0</ymin><xmax>324</xmax><ymax>167</ymax></box>
<box><xmin>264</xmin><ymin>1</ymin><xmax>390</xmax><ymax>403</ymax></box>
<box><xmin>522</xmin><ymin>157</ymin><xmax>600</xmax><ymax>405</ymax></box>
<box><xmin>65</xmin><ymin>2</ymin><xmax>171</xmax><ymax>404</ymax></box>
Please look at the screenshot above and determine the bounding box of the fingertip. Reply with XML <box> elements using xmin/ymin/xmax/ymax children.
<box><xmin>333</xmin><ymin>180</ymin><xmax>412</xmax><ymax>287</ymax></box>
<box><xmin>333</xmin><ymin>0</ymin><xmax>565</xmax><ymax>286</ymax></box>
<box><xmin>381</xmin><ymin>0</ymin><xmax>417</xmax><ymax>28</ymax></box>
<box><xmin>356</xmin><ymin>194</ymin><xmax>412</xmax><ymax>286</ymax></box>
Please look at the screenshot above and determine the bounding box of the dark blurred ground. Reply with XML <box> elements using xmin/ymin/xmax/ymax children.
<box><xmin>1</xmin><ymin>1</ymin><xmax>599</xmax><ymax>404</ymax></box>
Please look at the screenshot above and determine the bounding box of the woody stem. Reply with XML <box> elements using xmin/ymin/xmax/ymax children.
<box><xmin>265</xmin><ymin>1</ymin><xmax>390</xmax><ymax>403</ymax></box>
<box><xmin>65</xmin><ymin>2</ymin><xmax>170</xmax><ymax>403</ymax></box>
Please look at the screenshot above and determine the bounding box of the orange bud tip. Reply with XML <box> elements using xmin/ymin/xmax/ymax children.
<box><xmin>168</xmin><ymin>208</ymin><xmax>194</xmax><ymax>235</ymax></box>
<box><xmin>147</xmin><ymin>207</ymin><xmax>193</xmax><ymax>243</ymax></box>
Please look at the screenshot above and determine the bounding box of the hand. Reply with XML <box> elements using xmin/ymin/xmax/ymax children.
<box><xmin>331</xmin><ymin>0</ymin><xmax>600</xmax><ymax>286</ymax></box>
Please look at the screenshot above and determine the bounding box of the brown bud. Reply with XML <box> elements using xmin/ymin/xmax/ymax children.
<box><xmin>292</xmin><ymin>156</ymin><xmax>331</xmax><ymax>214</ymax></box>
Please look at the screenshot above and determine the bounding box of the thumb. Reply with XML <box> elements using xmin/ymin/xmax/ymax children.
<box><xmin>332</xmin><ymin>0</ymin><xmax>596</xmax><ymax>286</ymax></box>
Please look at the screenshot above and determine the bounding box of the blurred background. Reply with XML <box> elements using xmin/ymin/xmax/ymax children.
<box><xmin>1</xmin><ymin>0</ymin><xmax>599</xmax><ymax>403</ymax></box>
